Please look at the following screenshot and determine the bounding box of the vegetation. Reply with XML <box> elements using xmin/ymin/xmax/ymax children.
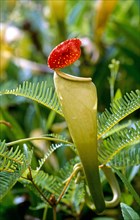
<box><xmin>0</xmin><ymin>0</ymin><xmax>140</xmax><ymax>220</ymax></box>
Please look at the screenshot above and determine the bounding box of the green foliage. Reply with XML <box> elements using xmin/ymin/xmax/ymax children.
<box><xmin>0</xmin><ymin>81</ymin><xmax>63</xmax><ymax>117</ymax></box>
<box><xmin>120</xmin><ymin>203</ymin><xmax>140</xmax><ymax>220</ymax></box>
<box><xmin>0</xmin><ymin>141</ymin><xmax>33</xmax><ymax>200</ymax></box>
<box><xmin>98</xmin><ymin>121</ymin><xmax>140</xmax><ymax>165</ymax></box>
<box><xmin>33</xmin><ymin>157</ymin><xmax>79</xmax><ymax>199</ymax></box>
<box><xmin>110</xmin><ymin>143</ymin><xmax>140</xmax><ymax>168</ymax></box>
<box><xmin>0</xmin><ymin>84</ymin><xmax>139</xmax><ymax>208</ymax></box>
<box><xmin>37</xmin><ymin>142</ymin><xmax>73</xmax><ymax>171</ymax></box>
<box><xmin>98</xmin><ymin>90</ymin><xmax>140</xmax><ymax>139</ymax></box>
<box><xmin>0</xmin><ymin>78</ymin><xmax>140</xmax><ymax>219</ymax></box>
<box><xmin>113</xmin><ymin>168</ymin><xmax>140</xmax><ymax>207</ymax></box>
<box><xmin>20</xmin><ymin>156</ymin><xmax>84</xmax><ymax>215</ymax></box>
<box><xmin>0</xmin><ymin>140</ymin><xmax>23</xmax><ymax>172</ymax></box>
<box><xmin>0</xmin><ymin>0</ymin><xmax>140</xmax><ymax>219</ymax></box>
<box><xmin>1</xmin><ymin>83</ymin><xmax>139</xmax><ymax>140</ymax></box>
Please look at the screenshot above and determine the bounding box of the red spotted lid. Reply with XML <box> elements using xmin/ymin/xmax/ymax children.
<box><xmin>48</xmin><ymin>38</ymin><xmax>81</xmax><ymax>69</ymax></box>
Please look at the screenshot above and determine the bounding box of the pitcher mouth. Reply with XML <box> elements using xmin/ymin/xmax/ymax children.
<box><xmin>54</xmin><ymin>69</ymin><xmax>91</xmax><ymax>82</ymax></box>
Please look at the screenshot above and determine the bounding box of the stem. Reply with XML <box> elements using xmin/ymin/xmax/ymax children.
<box><xmin>42</xmin><ymin>206</ymin><xmax>48</xmax><ymax>220</ymax></box>
<box><xmin>102</xmin><ymin>165</ymin><xmax>121</xmax><ymax>207</ymax></box>
<box><xmin>113</xmin><ymin>167</ymin><xmax>140</xmax><ymax>206</ymax></box>
<box><xmin>6</xmin><ymin>136</ymin><xmax>72</xmax><ymax>147</ymax></box>
<box><xmin>46</xmin><ymin>111</ymin><xmax>56</xmax><ymax>132</ymax></box>
<box><xmin>110</xmin><ymin>84</ymin><xmax>114</xmax><ymax>102</ymax></box>
<box><xmin>28</xmin><ymin>167</ymin><xmax>52</xmax><ymax>206</ymax></box>
<box><xmin>0</xmin><ymin>120</ymin><xmax>12</xmax><ymax>128</ymax></box>
<box><xmin>34</xmin><ymin>102</ymin><xmax>42</xmax><ymax>127</ymax></box>
<box><xmin>108</xmin><ymin>59</ymin><xmax>120</xmax><ymax>102</ymax></box>
<box><xmin>56</xmin><ymin>173</ymin><xmax>74</xmax><ymax>205</ymax></box>
<box><xmin>56</xmin><ymin>163</ymin><xmax>82</xmax><ymax>205</ymax></box>
<box><xmin>53</xmin><ymin>205</ymin><xmax>57</xmax><ymax>220</ymax></box>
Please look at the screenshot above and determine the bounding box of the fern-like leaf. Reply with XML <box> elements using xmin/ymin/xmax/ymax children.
<box><xmin>98</xmin><ymin>90</ymin><xmax>140</xmax><ymax>139</ymax></box>
<box><xmin>0</xmin><ymin>141</ymin><xmax>33</xmax><ymax>200</ymax></box>
<box><xmin>37</xmin><ymin>134</ymin><xmax>75</xmax><ymax>170</ymax></box>
<box><xmin>110</xmin><ymin>143</ymin><xmax>140</xmax><ymax>168</ymax></box>
<box><xmin>1</xmin><ymin>82</ymin><xmax>139</xmax><ymax>140</ymax></box>
<box><xmin>0</xmin><ymin>171</ymin><xmax>23</xmax><ymax>200</ymax></box>
<box><xmin>0</xmin><ymin>140</ymin><xmax>23</xmax><ymax>172</ymax></box>
<box><xmin>33</xmin><ymin>171</ymin><xmax>60</xmax><ymax>199</ymax></box>
<box><xmin>22</xmin><ymin>157</ymin><xmax>81</xmax><ymax>205</ymax></box>
<box><xmin>62</xmin><ymin>180</ymin><xmax>85</xmax><ymax>214</ymax></box>
<box><xmin>0</xmin><ymin>81</ymin><xmax>63</xmax><ymax>116</ymax></box>
<box><xmin>98</xmin><ymin>121</ymin><xmax>140</xmax><ymax>165</ymax></box>
<box><xmin>37</xmin><ymin>143</ymin><xmax>65</xmax><ymax>171</ymax></box>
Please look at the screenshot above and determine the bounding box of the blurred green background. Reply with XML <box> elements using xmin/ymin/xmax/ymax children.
<box><xmin>0</xmin><ymin>0</ymin><xmax>140</xmax><ymax>219</ymax></box>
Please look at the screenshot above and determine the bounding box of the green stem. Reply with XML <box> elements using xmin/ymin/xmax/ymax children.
<box><xmin>56</xmin><ymin>163</ymin><xmax>82</xmax><ymax>205</ymax></box>
<box><xmin>34</xmin><ymin>102</ymin><xmax>42</xmax><ymax>128</ymax></box>
<box><xmin>42</xmin><ymin>206</ymin><xmax>48</xmax><ymax>220</ymax></box>
<box><xmin>46</xmin><ymin>111</ymin><xmax>56</xmax><ymax>132</ymax></box>
<box><xmin>113</xmin><ymin>167</ymin><xmax>140</xmax><ymax>206</ymax></box>
<box><xmin>108</xmin><ymin>59</ymin><xmax>120</xmax><ymax>102</ymax></box>
<box><xmin>110</xmin><ymin>84</ymin><xmax>114</xmax><ymax>102</ymax></box>
<box><xmin>6</xmin><ymin>136</ymin><xmax>72</xmax><ymax>147</ymax></box>
<box><xmin>101</xmin><ymin>165</ymin><xmax>121</xmax><ymax>207</ymax></box>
